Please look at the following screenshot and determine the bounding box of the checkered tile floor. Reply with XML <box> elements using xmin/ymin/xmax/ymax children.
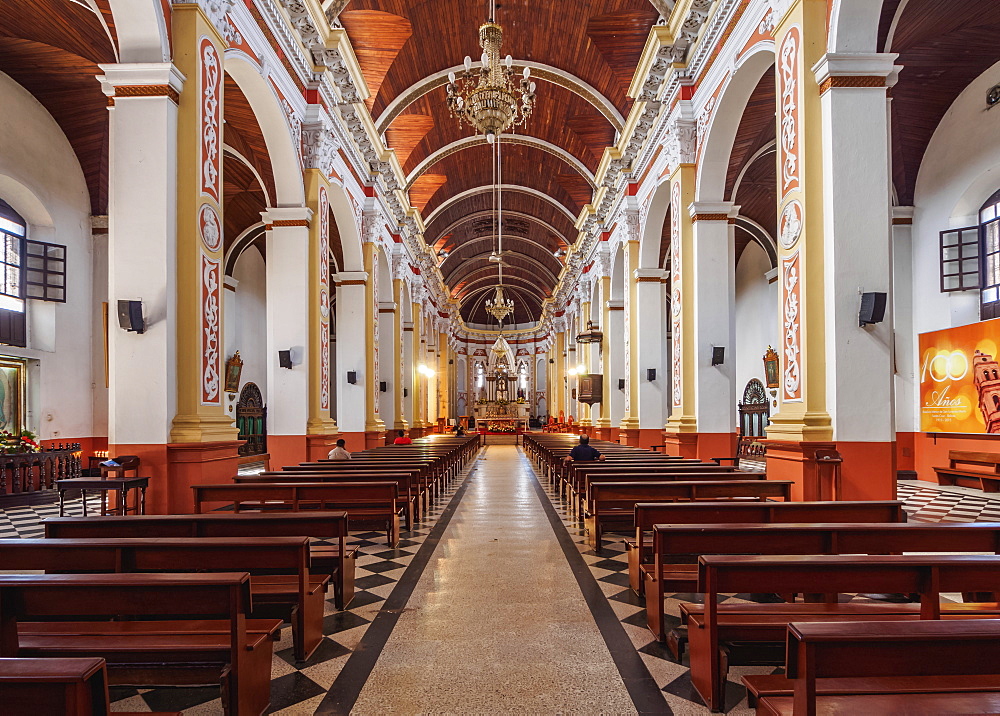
<box><xmin>1</xmin><ymin>470</ymin><xmax>996</xmax><ymax>714</ymax></box>
<box><xmin>533</xmin><ymin>471</ymin><xmax>1000</xmax><ymax>715</ymax></box>
<box><xmin>0</xmin><ymin>495</ymin><xmax>108</xmax><ymax>538</ymax></box>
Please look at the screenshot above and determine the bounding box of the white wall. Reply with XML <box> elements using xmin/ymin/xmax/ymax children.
<box><xmin>224</xmin><ymin>246</ymin><xmax>267</xmax><ymax>411</ymax></box>
<box><xmin>734</xmin><ymin>242</ymin><xmax>777</xmax><ymax>402</ymax></box>
<box><xmin>908</xmin><ymin>59</ymin><xmax>1000</xmax><ymax>418</ymax></box>
<box><xmin>0</xmin><ymin>71</ymin><xmax>95</xmax><ymax>442</ymax></box>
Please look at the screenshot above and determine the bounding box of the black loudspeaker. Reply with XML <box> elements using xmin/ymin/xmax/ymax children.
<box><xmin>403</xmin><ymin>388</ymin><xmax>408</xmax><ymax>397</ymax></box>
<box><xmin>278</xmin><ymin>350</ymin><xmax>292</xmax><ymax>369</ymax></box>
<box><xmin>646</xmin><ymin>369</ymin><xmax>656</xmax><ymax>381</ymax></box>
<box><xmin>711</xmin><ymin>346</ymin><xmax>725</xmax><ymax>366</ymax></box>
<box><xmin>618</xmin><ymin>378</ymin><xmax>626</xmax><ymax>390</ymax></box>
<box><xmin>549</xmin><ymin>358</ymin><xmax>555</xmax><ymax>364</ymax></box>
<box><xmin>117</xmin><ymin>300</ymin><xmax>144</xmax><ymax>334</ymax></box>
<box><xmin>347</xmin><ymin>371</ymin><xmax>357</xmax><ymax>384</ymax></box>
<box><xmin>379</xmin><ymin>381</ymin><xmax>387</xmax><ymax>392</ymax></box>
<box><xmin>859</xmin><ymin>292</ymin><xmax>887</xmax><ymax>326</ymax></box>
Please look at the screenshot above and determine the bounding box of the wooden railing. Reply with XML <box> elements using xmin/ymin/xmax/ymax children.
<box><xmin>0</xmin><ymin>443</ymin><xmax>81</xmax><ymax>506</ymax></box>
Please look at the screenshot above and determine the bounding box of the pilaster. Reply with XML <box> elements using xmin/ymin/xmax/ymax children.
<box><xmin>392</xmin><ymin>280</ymin><xmax>409</xmax><ymax>431</ymax></box>
<box><xmin>363</xmin><ymin>241</ymin><xmax>386</xmax><ymax>442</ymax></box>
<box><xmin>620</xmin><ymin>229</ymin><xmax>642</xmax><ymax>438</ymax></box>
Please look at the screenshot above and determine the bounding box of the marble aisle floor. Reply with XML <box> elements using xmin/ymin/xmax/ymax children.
<box><xmin>350</xmin><ymin>444</ymin><xmax>636</xmax><ymax>714</ymax></box>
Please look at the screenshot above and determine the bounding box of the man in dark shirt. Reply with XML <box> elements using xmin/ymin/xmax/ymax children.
<box><xmin>565</xmin><ymin>435</ymin><xmax>605</xmax><ymax>464</ymax></box>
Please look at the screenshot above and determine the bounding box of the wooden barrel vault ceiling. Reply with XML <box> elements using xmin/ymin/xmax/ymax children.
<box><xmin>340</xmin><ymin>0</ymin><xmax>658</xmax><ymax>325</ymax></box>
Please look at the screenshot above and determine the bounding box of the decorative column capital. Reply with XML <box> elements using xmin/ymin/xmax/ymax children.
<box><xmin>333</xmin><ymin>270</ymin><xmax>368</xmax><ymax>285</ymax></box>
<box><xmin>302</xmin><ymin>123</ymin><xmax>339</xmax><ymax>176</ymax></box>
<box><xmin>635</xmin><ymin>268</ymin><xmax>669</xmax><ymax>282</ymax></box>
<box><xmin>97</xmin><ymin>63</ymin><xmax>186</xmax><ymax>100</ymax></box>
<box><xmin>174</xmin><ymin>0</ymin><xmax>236</xmax><ymax>34</ymax></box>
<box><xmin>689</xmin><ymin>201</ymin><xmax>740</xmax><ymax>222</ymax></box>
<box><xmin>812</xmin><ymin>53</ymin><xmax>903</xmax><ymax>92</ymax></box>
<box><xmin>664</xmin><ymin>115</ymin><xmax>697</xmax><ymax>169</ymax></box>
<box><xmin>261</xmin><ymin>206</ymin><xmax>313</xmax><ymax>226</ymax></box>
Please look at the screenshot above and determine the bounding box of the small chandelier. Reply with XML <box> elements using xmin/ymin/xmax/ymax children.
<box><xmin>485</xmin><ymin>284</ymin><xmax>514</xmax><ymax>322</ymax></box>
<box><xmin>446</xmin><ymin>7</ymin><xmax>536</xmax><ymax>141</ymax></box>
<box><xmin>576</xmin><ymin>321</ymin><xmax>604</xmax><ymax>344</ymax></box>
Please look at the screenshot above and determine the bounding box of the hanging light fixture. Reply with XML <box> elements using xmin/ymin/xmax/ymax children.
<box><xmin>576</xmin><ymin>320</ymin><xmax>604</xmax><ymax>344</ymax></box>
<box><xmin>446</xmin><ymin>0</ymin><xmax>536</xmax><ymax>142</ymax></box>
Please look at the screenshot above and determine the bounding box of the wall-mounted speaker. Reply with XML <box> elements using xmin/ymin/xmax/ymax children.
<box><xmin>859</xmin><ymin>292</ymin><xmax>887</xmax><ymax>327</ymax></box>
<box><xmin>549</xmin><ymin>358</ymin><xmax>554</xmax><ymax>364</ymax></box>
<box><xmin>403</xmin><ymin>388</ymin><xmax>408</xmax><ymax>397</ymax></box>
<box><xmin>347</xmin><ymin>371</ymin><xmax>358</xmax><ymax>384</ymax></box>
<box><xmin>618</xmin><ymin>378</ymin><xmax>626</xmax><ymax>391</ymax></box>
<box><xmin>117</xmin><ymin>300</ymin><xmax>144</xmax><ymax>334</ymax></box>
<box><xmin>711</xmin><ymin>346</ymin><xmax>726</xmax><ymax>366</ymax></box>
<box><xmin>379</xmin><ymin>381</ymin><xmax>387</xmax><ymax>392</ymax></box>
<box><xmin>278</xmin><ymin>350</ymin><xmax>292</xmax><ymax>369</ymax></box>
<box><xmin>646</xmin><ymin>368</ymin><xmax>656</xmax><ymax>381</ymax></box>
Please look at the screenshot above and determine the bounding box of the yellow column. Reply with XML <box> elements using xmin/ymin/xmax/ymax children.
<box><xmin>553</xmin><ymin>331</ymin><xmax>566</xmax><ymax>421</ymax></box>
<box><xmin>577</xmin><ymin>300</ymin><xmax>592</xmax><ymax>430</ymax></box>
<box><xmin>620</xmin><ymin>235</ymin><xmax>641</xmax><ymax>442</ymax></box>
<box><xmin>663</xmin><ymin>164</ymin><xmax>698</xmax><ymax>457</ymax></box>
<box><xmin>766</xmin><ymin>0</ymin><xmax>832</xmax><ymax>444</ymax></box>
<box><xmin>305</xmin><ymin>169</ymin><xmax>337</xmax><ymax>439</ymax></box>
<box><xmin>363</xmin><ymin>242</ymin><xmax>386</xmax><ymax>444</ymax></box>
<box><xmin>392</xmin><ymin>279</ymin><xmax>409</xmax><ymax>431</ymax></box>
<box><xmin>438</xmin><ymin>330</ymin><xmax>449</xmax><ymax>426</ymax></box>
<box><xmin>595</xmin><ymin>275</ymin><xmax>612</xmax><ymax>436</ymax></box>
<box><xmin>169</xmin><ymin>3</ymin><xmax>237</xmax><ymax>445</ymax></box>
<box><xmin>411</xmin><ymin>303</ymin><xmax>426</xmax><ymax>434</ymax></box>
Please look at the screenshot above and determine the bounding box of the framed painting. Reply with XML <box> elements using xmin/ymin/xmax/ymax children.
<box><xmin>763</xmin><ymin>346</ymin><xmax>780</xmax><ymax>389</ymax></box>
<box><xmin>224</xmin><ymin>351</ymin><xmax>243</xmax><ymax>394</ymax></box>
<box><xmin>0</xmin><ymin>357</ymin><xmax>25</xmax><ymax>435</ymax></box>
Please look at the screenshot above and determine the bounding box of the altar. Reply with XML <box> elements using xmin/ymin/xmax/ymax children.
<box><xmin>471</xmin><ymin>334</ymin><xmax>531</xmax><ymax>432</ymax></box>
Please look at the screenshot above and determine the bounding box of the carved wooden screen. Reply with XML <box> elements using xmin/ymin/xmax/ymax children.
<box><xmin>236</xmin><ymin>382</ymin><xmax>267</xmax><ymax>456</ymax></box>
<box><xmin>738</xmin><ymin>378</ymin><xmax>770</xmax><ymax>437</ymax></box>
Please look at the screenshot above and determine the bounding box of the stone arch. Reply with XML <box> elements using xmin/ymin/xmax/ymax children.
<box><xmin>224</xmin><ymin>54</ymin><xmax>304</xmax><ymax>206</ymax></box>
<box><xmin>327</xmin><ymin>183</ymin><xmax>363</xmax><ymax>271</ymax></box>
<box><xmin>696</xmin><ymin>46</ymin><xmax>776</xmax><ymax>202</ymax></box>
<box><xmin>640</xmin><ymin>179</ymin><xmax>672</xmax><ymax>268</ymax></box>
<box><xmin>828</xmin><ymin>0</ymin><xmax>886</xmax><ymax>53</ymax></box>
<box><xmin>108</xmin><ymin>0</ymin><xmax>170</xmax><ymax>62</ymax></box>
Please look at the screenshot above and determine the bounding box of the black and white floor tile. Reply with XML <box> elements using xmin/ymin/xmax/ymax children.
<box><xmin>0</xmin><ymin>495</ymin><xmax>107</xmax><ymax>538</ymax></box>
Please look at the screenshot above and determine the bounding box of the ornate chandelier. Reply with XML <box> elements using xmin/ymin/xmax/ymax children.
<box><xmin>445</xmin><ymin>4</ymin><xmax>536</xmax><ymax>141</ymax></box>
<box><xmin>485</xmin><ymin>284</ymin><xmax>514</xmax><ymax>322</ymax></box>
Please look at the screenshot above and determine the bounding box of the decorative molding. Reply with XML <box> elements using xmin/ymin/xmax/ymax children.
<box><xmin>176</xmin><ymin>0</ymin><xmax>237</xmax><ymax>34</ymax></box>
<box><xmin>201</xmin><ymin>253</ymin><xmax>222</xmax><ymax>405</ymax></box>
<box><xmin>778</xmin><ymin>26</ymin><xmax>801</xmax><ymax>200</ymax></box>
<box><xmin>778</xmin><ymin>199</ymin><xmax>803</xmax><ymax>249</ymax></box>
<box><xmin>302</xmin><ymin>123</ymin><xmax>339</xmax><ymax>176</ymax></box>
<box><xmin>271</xmin><ymin>219</ymin><xmax>311</xmax><ymax>227</ymax></box>
<box><xmin>199</xmin><ymin>37</ymin><xmax>222</xmax><ymax>203</ymax></box>
<box><xmin>113</xmin><ymin>85</ymin><xmax>180</xmax><ymax>104</ymax></box>
<box><xmin>781</xmin><ymin>250</ymin><xmax>801</xmax><ymax>402</ymax></box>
<box><xmin>818</xmin><ymin>75</ymin><xmax>885</xmax><ymax>94</ymax></box>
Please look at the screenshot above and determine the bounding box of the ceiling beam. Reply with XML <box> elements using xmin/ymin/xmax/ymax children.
<box><xmin>452</xmin><ymin>270</ymin><xmax>552</xmax><ymax>298</ymax></box>
<box><xmin>376</xmin><ymin>60</ymin><xmax>625</xmax><ymax>135</ymax></box>
<box><xmin>431</xmin><ymin>210</ymin><xmax>570</xmax><ymax>247</ymax></box>
<box><xmin>424</xmin><ymin>184</ymin><xmax>577</xmax><ymax>227</ymax></box>
<box><xmin>443</xmin><ymin>250</ymin><xmax>560</xmax><ymax>286</ymax></box>
<box><xmin>405</xmin><ymin>134</ymin><xmax>596</xmax><ymax>190</ymax></box>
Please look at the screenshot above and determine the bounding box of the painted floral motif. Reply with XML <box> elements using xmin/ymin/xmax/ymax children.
<box><xmin>200</xmin><ymin>38</ymin><xmax>221</xmax><ymax>202</ymax></box>
<box><xmin>778</xmin><ymin>27</ymin><xmax>800</xmax><ymax>199</ymax></box>
<box><xmin>202</xmin><ymin>254</ymin><xmax>221</xmax><ymax>404</ymax></box>
<box><xmin>319</xmin><ymin>186</ymin><xmax>331</xmax><ymax>411</ymax></box>
<box><xmin>781</xmin><ymin>251</ymin><xmax>801</xmax><ymax>401</ymax></box>
<box><xmin>670</xmin><ymin>181</ymin><xmax>683</xmax><ymax>409</ymax></box>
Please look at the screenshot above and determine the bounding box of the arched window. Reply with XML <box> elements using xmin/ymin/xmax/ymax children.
<box><xmin>0</xmin><ymin>199</ymin><xmax>25</xmax><ymax>313</ymax></box>
<box><xmin>980</xmin><ymin>189</ymin><xmax>1000</xmax><ymax>319</ymax></box>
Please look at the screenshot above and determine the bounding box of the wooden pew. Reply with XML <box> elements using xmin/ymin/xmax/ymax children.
<box><xmin>236</xmin><ymin>470</ymin><xmax>421</xmax><ymax>528</ymax></box>
<box><xmin>688</xmin><ymin>554</ymin><xmax>1000</xmax><ymax>711</ymax></box>
<box><xmin>192</xmin><ymin>481</ymin><xmax>403</xmax><ymax>546</ymax></box>
<box><xmin>0</xmin><ymin>657</ymin><xmax>181</xmax><ymax>715</ymax></box>
<box><xmin>934</xmin><ymin>450</ymin><xmax>1000</xmax><ymax>492</ymax></box>
<box><xmin>586</xmin><ymin>480</ymin><xmax>793</xmax><ymax>549</ymax></box>
<box><xmin>752</xmin><ymin>620</ymin><xmax>1000</xmax><ymax>716</ymax></box>
<box><xmin>0</xmin><ymin>537</ymin><xmax>328</xmax><ymax>662</ymax></box>
<box><xmin>627</xmin><ymin>500</ymin><xmax>907</xmax><ymax>595</ymax></box>
<box><xmin>0</xmin><ymin>573</ymin><xmax>280</xmax><ymax>715</ymax></box>
<box><xmin>43</xmin><ymin>511</ymin><xmax>356</xmax><ymax>610</ymax></box>
<box><xmin>646</xmin><ymin>521</ymin><xmax>1000</xmax><ymax>648</ymax></box>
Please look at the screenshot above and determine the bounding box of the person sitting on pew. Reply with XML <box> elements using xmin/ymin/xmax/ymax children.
<box><xmin>564</xmin><ymin>435</ymin><xmax>605</xmax><ymax>464</ymax></box>
<box><xmin>455</xmin><ymin>425</ymin><xmax>466</xmax><ymax>437</ymax></box>
<box><xmin>394</xmin><ymin>429</ymin><xmax>413</xmax><ymax>445</ymax></box>
<box><xmin>327</xmin><ymin>438</ymin><xmax>351</xmax><ymax>460</ymax></box>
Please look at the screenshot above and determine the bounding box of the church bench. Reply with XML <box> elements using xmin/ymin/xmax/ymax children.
<box><xmin>749</xmin><ymin>620</ymin><xmax>1000</xmax><ymax>716</ymax></box>
<box><xmin>238</xmin><ymin>470</ymin><xmax>421</xmax><ymax>528</ymax></box>
<box><xmin>0</xmin><ymin>536</ymin><xmax>328</xmax><ymax>662</ymax></box>
<box><xmin>934</xmin><ymin>450</ymin><xmax>1000</xmax><ymax>491</ymax></box>
<box><xmin>565</xmin><ymin>461</ymin><xmax>740</xmax><ymax>512</ymax></box>
<box><xmin>192</xmin><ymin>481</ymin><xmax>403</xmax><ymax>546</ymax></box>
<box><xmin>43</xmin><ymin>511</ymin><xmax>356</xmax><ymax>610</ymax></box>
<box><xmin>0</xmin><ymin>657</ymin><xmax>182</xmax><ymax>716</ymax></box>
<box><xmin>687</xmin><ymin>554</ymin><xmax>1000</xmax><ymax>711</ymax></box>
<box><xmin>0</xmin><ymin>572</ymin><xmax>280</xmax><ymax>715</ymax></box>
<box><xmin>646</xmin><ymin>521</ymin><xmax>1000</xmax><ymax>650</ymax></box>
<box><xmin>626</xmin><ymin>500</ymin><xmax>906</xmax><ymax>595</ymax></box>
<box><xmin>586</xmin><ymin>480</ymin><xmax>793</xmax><ymax>549</ymax></box>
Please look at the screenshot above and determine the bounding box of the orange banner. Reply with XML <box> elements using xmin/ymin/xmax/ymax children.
<box><xmin>919</xmin><ymin>318</ymin><xmax>1000</xmax><ymax>434</ymax></box>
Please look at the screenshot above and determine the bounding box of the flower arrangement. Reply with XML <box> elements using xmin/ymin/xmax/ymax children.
<box><xmin>487</xmin><ymin>422</ymin><xmax>517</xmax><ymax>433</ymax></box>
<box><xmin>0</xmin><ymin>429</ymin><xmax>39</xmax><ymax>454</ymax></box>
<box><xmin>515</xmin><ymin>397</ymin><xmax>526</xmax><ymax>404</ymax></box>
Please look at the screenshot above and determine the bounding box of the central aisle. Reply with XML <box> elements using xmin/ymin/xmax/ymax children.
<box><xmin>351</xmin><ymin>445</ymin><xmax>635</xmax><ymax>713</ymax></box>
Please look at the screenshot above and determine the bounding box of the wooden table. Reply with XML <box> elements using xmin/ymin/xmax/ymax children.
<box><xmin>55</xmin><ymin>476</ymin><xmax>149</xmax><ymax>516</ymax></box>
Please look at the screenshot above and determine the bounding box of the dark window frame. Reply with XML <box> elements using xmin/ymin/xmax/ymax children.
<box><xmin>940</xmin><ymin>225</ymin><xmax>980</xmax><ymax>293</ymax></box>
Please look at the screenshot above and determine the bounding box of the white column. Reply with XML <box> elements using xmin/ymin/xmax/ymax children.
<box><xmin>334</xmin><ymin>272</ymin><xmax>367</xmax><ymax>433</ymax></box>
<box><xmin>690</xmin><ymin>203</ymin><xmax>738</xmax><ymax>438</ymax></box>
<box><xmin>402</xmin><ymin>320</ymin><xmax>414</xmax><ymax>426</ymax></box>
<box><xmin>607</xmin><ymin>300</ymin><xmax>626</xmax><ymax>426</ymax></box>
<box><xmin>813</xmin><ymin>53</ymin><xmax>900</xmax><ymax>445</ymax></box>
<box><xmin>100</xmin><ymin>63</ymin><xmax>184</xmax><ymax>447</ymax></box>
<box><xmin>636</xmin><ymin>269</ymin><xmax>669</xmax><ymax>431</ymax></box>
<box><xmin>263</xmin><ymin>208</ymin><xmax>312</xmax><ymax>439</ymax></box>
<box><xmin>378</xmin><ymin>300</ymin><xmax>396</xmax><ymax>429</ymax></box>
<box><xmin>893</xmin><ymin>207</ymin><xmax>916</xmax><ymax>437</ymax></box>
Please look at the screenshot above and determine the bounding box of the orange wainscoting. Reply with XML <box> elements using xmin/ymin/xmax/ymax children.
<box><xmin>908</xmin><ymin>432</ymin><xmax>1000</xmax><ymax>482</ymax></box>
<box><xmin>266</xmin><ymin>435</ymin><xmax>308</xmax><ymax>472</ymax></box>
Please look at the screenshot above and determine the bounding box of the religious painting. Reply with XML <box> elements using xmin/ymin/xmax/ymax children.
<box><xmin>224</xmin><ymin>351</ymin><xmax>244</xmax><ymax>394</ymax></box>
<box><xmin>919</xmin><ymin>318</ymin><xmax>1000</xmax><ymax>434</ymax></box>
<box><xmin>763</xmin><ymin>346</ymin><xmax>780</xmax><ymax>389</ymax></box>
<box><xmin>0</xmin><ymin>357</ymin><xmax>26</xmax><ymax>435</ymax></box>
